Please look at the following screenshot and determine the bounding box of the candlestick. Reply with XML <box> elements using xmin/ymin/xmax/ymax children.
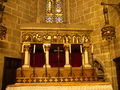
<box><xmin>91</xmin><ymin>44</ymin><xmax>93</xmax><ymax>54</ymax></box>
<box><xmin>33</xmin><ymin>44</ymin><xmax>36</xmax><ymax>53</ymax></box>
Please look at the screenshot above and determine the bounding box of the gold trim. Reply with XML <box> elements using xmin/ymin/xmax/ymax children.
<box><xmin>8</xmin><ymin>82</ymin><xmax>111</xmax><ymax>87</ymax></box>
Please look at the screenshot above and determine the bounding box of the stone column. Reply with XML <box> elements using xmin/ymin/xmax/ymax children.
<box><xmin>82</xmin><ymin>53</ymin><xmax>85</xmax><ymax>66</ymax></box>
<box><xmin>64</xmin><ymin>44</ymin><xmax>71</xmax><ymax>68</ymax></box>
<box><xmin>83</xmin><ymin>43</ymin><xmax>91</xmax><ymax>68</ymax></box>
<box><xmin>22</xmin><ymin>43</ymin><xmax>31</xmax><ymax>68</ymax></box>
<box><xmin>43</xmin><ymin>43</ymin><xmax>51</xmax><ymax>68</ymax></box>
<box><xmin>80</xmin><ymin>45</ymin><xmax>85</xmax><ymax>66</ymax></box>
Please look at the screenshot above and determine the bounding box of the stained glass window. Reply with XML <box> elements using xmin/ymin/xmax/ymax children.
<box><xmin>45</xmin><ymin>0</ymin><xmax>63</xmax><ymax>23</ymax></box>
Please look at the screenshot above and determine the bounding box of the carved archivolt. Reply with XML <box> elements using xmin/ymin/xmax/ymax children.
<box><xmin>21</xmin><ymin>31</ymin><xmax>90</xmax><ymax>44</ymax></box>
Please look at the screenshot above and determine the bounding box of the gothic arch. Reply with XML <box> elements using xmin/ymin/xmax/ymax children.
<box><xmin>93</xmin><ymin>59</ymin><xmax>105</xmax><ymax>81</ymax></box>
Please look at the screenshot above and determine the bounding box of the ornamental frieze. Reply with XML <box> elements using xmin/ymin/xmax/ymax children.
<box><xmin>21</xmin><ymin>31</ymin><xmax>90</xmax><ymax>44</ymax></box>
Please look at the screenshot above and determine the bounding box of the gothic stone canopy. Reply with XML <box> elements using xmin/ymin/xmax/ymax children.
<box><xmin>20</xmin><ymin>23</ymin><xmax>94</xmax><ymax>44</ymax></box>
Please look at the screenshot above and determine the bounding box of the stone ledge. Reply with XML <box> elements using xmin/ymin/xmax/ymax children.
<box><xmin>20</xmin><ymin>23</ymin><xmax>94</xmax><ymax>31</ymax></box>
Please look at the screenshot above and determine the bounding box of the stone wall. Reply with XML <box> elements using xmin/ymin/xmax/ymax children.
<box><xmin>36</xmin><ymin>0</ymin><xmax>46</xmax><ymax>23</ymax></box>
<box><xmin>108</xmin><ymin>0</ymin><xmax>120</xmax><ymax>58</ymax></box>
<box><xmin>108</xmin><ymin>0</ymin><xmax>120</xmax><ymax>89</ymax></box>
<box><xmin>70</xmin><ymin>0</ymin><xmax>119</xmax><ymax>90</ymax></box>
<box><xmin>0</xmin><ymin>0</ymin><xmax>37</xmax><ymax>89</ymax></box>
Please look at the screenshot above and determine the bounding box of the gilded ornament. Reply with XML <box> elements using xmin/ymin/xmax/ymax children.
<box><xmin>21</xmin><ymin>31</ymin><xmax>90</xmax><ymax>44</ymax></box>
<box><xmin>65</xmin><ymin>78</ymin><xmax>68</xmax><ymax>82</ymax></box>
<box><xmin>54</xmin><ymin>78</ymin><xmax>58</xmax><ymax>82</ymax></box>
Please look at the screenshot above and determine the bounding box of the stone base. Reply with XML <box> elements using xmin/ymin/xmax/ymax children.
<box><xmin>84</xmin><ymin>64</ymin><xmax>91</xmax><ymax>68</ymax></box>
<box><xmin>16</xmin><ymin>67</ymin><xmax>97</xmax><ymax>78</ymax></box>
<box><xmin>64</xmin><ymin>64</ymin><xmax>71</xmax><ymax>68</ymax></box>
<box><xmin>43</xmin><ymin>64</ymin><xmax>51</xmax><ymax>68</ymax></box>
<box><xmin>22</xmin><ymin>65</ymin><xmax>30</xmax><ymax>68</ymax></box>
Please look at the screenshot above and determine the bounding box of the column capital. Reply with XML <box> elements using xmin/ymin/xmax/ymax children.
<box><xmin>43</xmin><ymin>43</ymin><xmax>51</xmax><ymax>51</ymax></box>
<box><xmin>23</xmin><ymin>42</ymin><xmax>31</xmax><ymax>45</ymax></box>
<box><xmin>83</xmin><ymin>43</ymin><xmax>90</xmax><ymax>51</ymax></box>
<box><xmin>22</xmin><ymin>42</ymin><xmax>30</xmax><ymax>53</ymax></box>
<box><xmin>83</xmin><ymin>43</ymin><xmax>90</xmax><ymax>47</ymax></box>
<box><xmin>64</xmin><ymin>44</ymin><xmax>70</xmax><ymax>50</ymax></box>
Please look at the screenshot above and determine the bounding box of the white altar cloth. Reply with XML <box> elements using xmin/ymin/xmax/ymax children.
<box><xmin>6</xmin><ymin>82</ymin><xmax>113</xmax><ymax>90</ymax></box>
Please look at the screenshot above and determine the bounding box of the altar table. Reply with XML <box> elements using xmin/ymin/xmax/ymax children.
<box><xmin>6</xmin><ymin>82</ymin><xmax>113</xmax><ymax>90</ymax></box>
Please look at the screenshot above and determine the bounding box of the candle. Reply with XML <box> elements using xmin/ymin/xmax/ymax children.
<box><xmin>80</xmin><ymin>45</ymin><xmax>82</xmax><ymax>53</ymax></box>
<box><xmin>70</xmin><ymin>44</ymin><xmax>71</xmax><ymax>53</ymax></box>
<box><xmin>43</xmin><ymin>44</ymin><xmax>45</xmax><ymax>53</ymax></box>
<box><xmin>33</xmin><ymin>44</ymin><xmax>36</xmax><ymax>53</ymax></box>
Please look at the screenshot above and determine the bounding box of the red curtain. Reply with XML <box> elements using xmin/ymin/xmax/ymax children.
<box><xmin>70</xmin><ymin>44</ymin><xmax>82</xmax><ymax>67</ymax></box>
<box><xmin>30</xmin><ymin>52</ymin><xmax>82</xmax><ymax>67</ymax></box>
<box><xmin>49</xmin><ymin>52</ymin><xmax>65</xmax><ymax>67</ymax></box>
<box><xmin>71</xmin><ymin>52</ymin><xmax>82</xmax><ymax>67</ymax></box>
<box><xmin>30</xmin><ymin>44</ymin><xmax>82</xmax><ymax>67</ymax></box>
<box><xmin>30</xmin><ymin>52</ymin><xmax>45</xmax><ymax>67</ymax></box>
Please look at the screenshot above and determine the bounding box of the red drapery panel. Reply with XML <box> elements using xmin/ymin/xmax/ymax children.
<box><xmin>30</xmin><ymin>52</ymin><xmax>82</xmax><ymax>67</ymax></box>
<box><xmin>30</xmin><ymin>52</ymin><xmax>45</xmax><ymax>67</ymax></box>
<box><xmin>49</xmin><ymin>52</ymin><xmax>65</xmax><ymax>67</ymax></box>
<box><xmin>71</xmin><ymin>44</ymin><xmax>82</xmax><ymax>67</ymax></box>
<box><xmin>71</xmin><ymin>52</ymin><xmax>82</xmax><ymax>67</ymax></box>
<box><xmin>30</xmin><ymin>44</ymin><xmax>82</xmax><ymax>67</ymax></box>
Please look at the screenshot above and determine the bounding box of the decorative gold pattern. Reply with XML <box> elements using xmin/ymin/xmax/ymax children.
<box><xmin>60</xmin><ymin>78</ymin><xmax>63</xmax><ymax>82</ymax></box>
<box><xmin>85</xmin><ymin>77</ymin><xmax>88</xmax><ymax>81</ymax></box>
<box><xmin>17</xmin><ymin>79</ymin><xmax>21</xmax><ymax>83</ymax></box>
<box><xmin>39</xmin><ymin>79</ymin><xmax>42</xmax><ymax>82</ymax></box>
<box><xmin>21</xmin><ymin>31</ymin><xmax>90</xmax><ymax>44</ymax></box>
<box><xmin>16</xmin><ymin>77</ymin><xmax>98</xmax><ymax>84</ymax></box>
<box><xmin>8</xmin><ymin>82</ymin><xmax>111</xmax><ymax>87</ymax></box>
<box><xmin>80</xmin><ymin>78</ymin><xmax>83</xmax><ymax>81</ymax></box>
<box><xmin>28</xmin><ymin>79</ymin><xmax>32</xmax><ymax>83</ymax></box>
<box><xmin>23</xmin><ymin>79</ymin><xmax>26</xmax><ymax>83</ymax></box>
<box><xmin>44</xmin><ymin>78</ymin><xmax>48</xmax><ymax>82</ymax></box>
<box><xmin>49</xmin><ymin>79</ymin><xmax>53</xmax><ymax>82</ymax></box>
<box><xmin>75</xmin><ymin>78</ymin><xmax>78</xmax><ymax>81</ymax></box>
<box><xmin>33</xmin><ymin>79</ymin><xmax>37</xmax><ymax>83</ymax></box>
<box><xmin>70</xmin><ymin>78</ymin><xmax>73</xmax><ymax>82</ymax></box>
<box><xmin>65</xmin><ymin>78</ymin><xmax>68</xmax><ymax>82</ymax></box>
<box><xmin>54</xmin><ymin>78</ymin><xmax>58</xmax><ymax>82</ymax></box>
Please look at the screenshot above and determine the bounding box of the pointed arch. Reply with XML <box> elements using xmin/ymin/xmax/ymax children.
<box><xmin>93</xmin><ymin>59</ymin><xmax>106</xmax><ymax>81</ymax></box>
